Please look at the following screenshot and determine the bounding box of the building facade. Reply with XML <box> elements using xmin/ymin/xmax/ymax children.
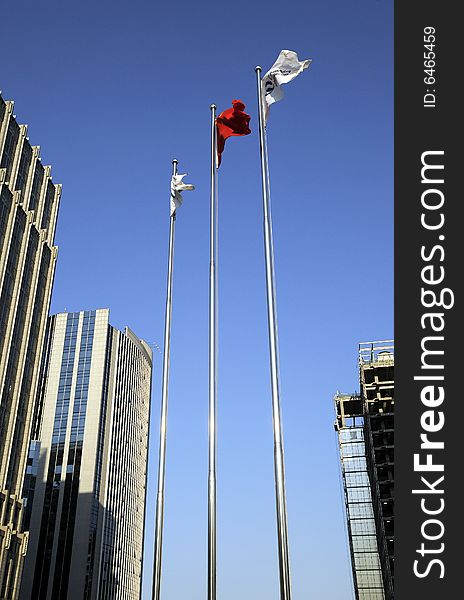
<box><xmin>0</xmin><ymin>94</ymin><xmax>61</xmax><ymax>598</ymax></box>
<box><xmin>20</xmin><ymin>309</ymin><xmax>152</xmax><ymax>600</ymax></box>
<box><xmin>334</xmin><ymin>340</ymin><xmax>394</xmax><ymax>600</ymax></box>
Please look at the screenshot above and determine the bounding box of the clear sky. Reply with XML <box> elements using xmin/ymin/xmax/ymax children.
<box><xmin>1</xmin><ymin>0</ymin><xmax>393</xmax><ymax>598</ymax></box>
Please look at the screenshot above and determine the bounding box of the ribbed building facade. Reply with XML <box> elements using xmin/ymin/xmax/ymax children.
<box><xmin>20</xmin><ymin>309</ymin><xmax>152</xmax><ymax>600</ymax></box>
<box><xmin>0</xmin><ymin>94</ymin><xmax>61</xmax><ymax>598</ymax></box>
<box><xmin>334</xmin><ymin>340</ymin><xmax>394</xmax><ymax>600</ymax></box>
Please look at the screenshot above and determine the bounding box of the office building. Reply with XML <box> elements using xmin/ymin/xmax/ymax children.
<box><xmin>20</xmin><ymin>309</ymin><xmax>152</xmax><ymax>599</ymax></box>
<box><xmin>0</xmin><ymin>94</ymin><xmax>61</xmax><ymax>598</ymax></box>
<box><xmin>334</xmin><ymin>340</ymin><xmax>394</xmax><ymax>600</ymax></box>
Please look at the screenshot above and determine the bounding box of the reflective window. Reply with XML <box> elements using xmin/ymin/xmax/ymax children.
<box><xmin>14</xmin><ymin>140</ymin><xmax>32</xmax><ymax>192</ymax></box>
<box><xmin>0</xmin><ymin>119</ymin><xmax>20</xmax><ymax>179</ymax></box>
<box><xmin>28</xmin><ymin>162</ymin><xmax>44</xmax><ymax>212</ymax></box>
<box><xmin>40</xmin><ymin>180</ymin><xmax>55</xmax><ymax>230</ymax></box>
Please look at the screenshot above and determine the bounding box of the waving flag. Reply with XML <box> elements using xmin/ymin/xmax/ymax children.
<box><xmin>216</xmin><ymin>100</ymin><xmax>251</xmax><ymax>166</ymax></box>
<box><xmin>262</xmin><ymin>50</ymin><xmax>312</xmax><ymax>122</ymax></box>
<box><xmin>170</xmin><ymin>173</ymin><xmax>194</xmax><ymax>216</ymax></box>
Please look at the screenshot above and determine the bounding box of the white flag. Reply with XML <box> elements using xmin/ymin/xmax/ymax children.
<box><xmin>261</xmin><ymin>50</ymin><xmax>312</xmax><ymax>122</ymax></box>
<box><xmin>170</xmin><ymin>173</ymin><xmax>194</xmax><ymax>216</ymax></box>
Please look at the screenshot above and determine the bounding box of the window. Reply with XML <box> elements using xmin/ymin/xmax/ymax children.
<box><xmin>14</xmin><ymin>141</ymin><xmax>32</xmax><ymax>192</ymax></box>
<box><xmin>0</xmin><ymin>119</ymin><xmax>20</xmax><ymax>179</ymax></box>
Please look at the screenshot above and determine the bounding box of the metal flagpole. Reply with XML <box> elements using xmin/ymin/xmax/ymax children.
<box><xmin>255</xmin><ymin>66</ymin><xmax>292</xmax><ymax>600</ymax></box>
<box><xmin>208</xmin><ymin>103</ymin><xmax>218</xmax><ymax>600</ymax></box>
<box><xmin>152</xmin><ymin>158</ymin><xmax>178</xmax><ymax>600</ymax></box>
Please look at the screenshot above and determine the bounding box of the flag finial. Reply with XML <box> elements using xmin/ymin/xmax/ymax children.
<box><xmin>255</xmin><ymin>65</ymin><xmax>262</xmax><ymax>73</ymax></box>
<box><xmin>210</xmin><ymin>104</ymin><xmax>216</xmax><ymax>110</ymax></box>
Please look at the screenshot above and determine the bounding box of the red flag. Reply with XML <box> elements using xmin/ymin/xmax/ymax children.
<box><xmin>216</xmin><ymin>100</ymin><xmax>251</xmax><ymax>166</ymax></box>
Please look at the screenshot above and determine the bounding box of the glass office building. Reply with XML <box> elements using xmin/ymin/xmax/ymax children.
<box><xmin>0</xmin><ymin>94</ymin><xmax>61</xmax><ymax>598</ymax></box>
<box><xmin>335</xmin><ymin>394</ymin><xmax>385</xmax><ymax>599</ymax></box>
<box><xmin>20</xmin><ymin>309</ymin><xmax>152</xmax><ymax>600</ymax></box>
<box><xmin>334</xmin><ymin>340</ymin><xmax>394</xmax><ymax>600</ymax></box>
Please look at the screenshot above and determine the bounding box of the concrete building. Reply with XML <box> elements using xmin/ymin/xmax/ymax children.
<box><xmin>334</xmin><ymin>340</ymin><xmax>394</xmax><ymax>600</ymax></box>
<box><xmin>0</xmin><ymin>94</ymin><xmax>61</xmax><ymax>598</ymax></box>
<box><xmin>20</xmin><ymin>309</ymin><xmax>152</xmax><ymax>599</ymax></box>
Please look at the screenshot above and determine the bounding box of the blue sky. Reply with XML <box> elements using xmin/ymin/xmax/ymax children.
<box><xmin>2</xmin><ymin>0</ymin><xmax>393</xmax><ymax>598</ymax></box>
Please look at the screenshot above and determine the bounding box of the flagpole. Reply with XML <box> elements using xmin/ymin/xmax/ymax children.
<box><xmin>208</xmin><ymin>103</ymin><xmax>218</xmax><ymax>600</ymax></box>
<box><xmin>255</xmin><ymin>66</ymin><xmax>292</xmax><ymax>600</ymax></box>
<box><xmin>152</xmin><ymin>158</ymin><xmax>178</xmax><ymax>600</ymax></box>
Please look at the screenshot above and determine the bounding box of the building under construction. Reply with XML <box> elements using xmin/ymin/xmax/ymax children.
<box><xmin>334</xmin><ymin>340</ymin><xmax>394</xmax><ymax>600</ymax></box>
